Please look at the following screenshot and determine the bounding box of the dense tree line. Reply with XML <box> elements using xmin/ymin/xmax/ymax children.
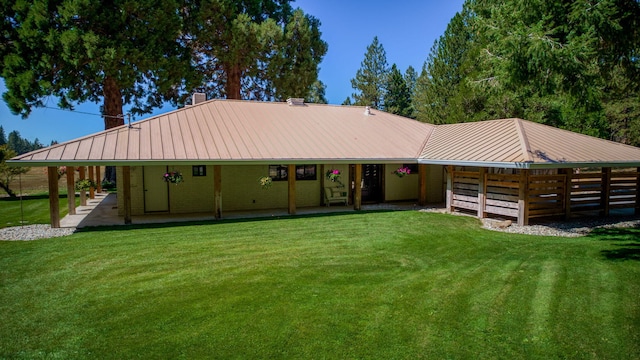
<box><xmin>0</xmin><ymin>125</ymin><xmax>46</xmax><ymax>155</ymax></box>
<box><xmin>349</xmin><ymin>0</ymin><xmax>640</xmax><ymax>145</ymax></box>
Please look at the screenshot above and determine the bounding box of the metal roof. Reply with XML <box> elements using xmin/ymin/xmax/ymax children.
<box><xmin>8</xmin><ymin>101</ymin><xmax>640</xmax><ymax>168</ymax></box>
<box><xmin>418</xmin><ymin>118</ymin><xmax>640</xmax><ymax>168</ymax></box>
<box><xmin>10</xmin><ymin>99</ymin><xmax>434</xmax><ymax>166</ymax></box>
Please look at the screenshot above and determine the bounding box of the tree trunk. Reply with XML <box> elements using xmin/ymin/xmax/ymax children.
<box><xmin>224</xmin><ymin>63</ymin><xmax>242</xmax><ymax>100</ymax></box>
<box><xmin>0</xmin><ymin>181</ymin><xmax>17</xmax><ymax>198</ymax></box>
<box><xmin>103</xmin><ymin>76</ymin><xmax>125</xmax><ymax>183</ymax></box>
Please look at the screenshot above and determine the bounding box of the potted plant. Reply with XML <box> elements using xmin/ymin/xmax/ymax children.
<box><xmin>258</xmin><ymin>176</ymin><xmax>273</xmax><ymax>189</ymax></box>
<box><xmin>393</xmin><ymin>167</ymin><xmax>411</xmax><ymax>178</ymax></box>
<box><xmin>163</xmin><ymin>170</ymin><xmax>184</xmax><ymax>184</ymax></box>
<box><xmin>75</xmin><ymin>179</ymin><xmax>96</xmax><ymax>191</ymax></box>
<box><xmin>326</xmin><ymin>169</ymin><xmax>341</xmax><ymax>182</ymax></box>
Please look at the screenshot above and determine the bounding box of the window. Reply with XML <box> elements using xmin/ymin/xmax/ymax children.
<box><xmin>192</xmin><ymin>165</ymin><xmax>206</xmax><ymax>176</ymax></box>
<box><xmin>269</xmin><ymin>165</ymin><xmax>317</xmax><ymax>181</ymax></box>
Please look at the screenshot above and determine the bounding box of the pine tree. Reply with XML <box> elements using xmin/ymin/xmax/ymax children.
<box><xmin>306</xmin><ymin>80</ymin><xmax>328</xmax><ymax>104</ymax></box>
<box><xmin>350</xmin><ymin>36</ymin><xmax>389</xmax><ymax>109</ymax></box>
<box><xmin>413</xmin><ymin>7</ymin><xmax>474</xmax><ymax>124</ymax></box>
<box><xmin>0</xmin><ymin>126</ymin><xmax>6</xmax><ymax>146</ymax></box>
<box><xmin>384</xmin><ymin>64</ymin><xmax>413</xmax><ymax>118</ymax></box>
<box><xmin>0</xmin><ymin>0</ymin><xmax>195</xmax><ymax>130</ymax></box>
<box><xmin>189</xmin><ymin>3</ymin><xmax>327</xmax><ymax>101</ymax></box>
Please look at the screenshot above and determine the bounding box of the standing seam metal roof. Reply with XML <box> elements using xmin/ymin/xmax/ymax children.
<box><xmin>9</xmin><ymin>101</ymin><xmax>640</xmax><ymax>168</ymax></box>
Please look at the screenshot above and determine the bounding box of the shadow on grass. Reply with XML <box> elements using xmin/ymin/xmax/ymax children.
<box><xmin>589</xmin><ymin>227</ymin><xmax>640</xmax><ymax>262</ymax></box>
<box><xmin>0</xmin><ymin>194</ymin><xmax>75</xmax><ymax>201</ymax></box>
<box><xmin>74</xmin><ymin>209</ymin><xmax>401</xmax><ymax>234</ymax></box>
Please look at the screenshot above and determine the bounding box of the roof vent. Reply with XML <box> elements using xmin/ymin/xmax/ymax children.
<box><xmin>364</xmin><ymin>106</ymin><xmax>371</xmax><ymax>115</ymax></box>
<box><xmin>287</xmin><ymin>98</ymin><xmax>305</xmax><ymax>106</ymax></box>
<box><xmin>192</xmin><ymin>93</ymin><xmax>207</xmax><ymax>105</ymax></box>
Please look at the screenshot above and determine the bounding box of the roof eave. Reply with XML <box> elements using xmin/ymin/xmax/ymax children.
<box><xmin>6</xmin><ymin>158</ymin><xmax>421</xmax><ymax>167</ymax></box>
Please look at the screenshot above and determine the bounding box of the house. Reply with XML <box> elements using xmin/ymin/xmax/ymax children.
<box><xmin>9</xmin><ymin>96</ymin><xmax>640</xmax><ymax>227</ymax></box>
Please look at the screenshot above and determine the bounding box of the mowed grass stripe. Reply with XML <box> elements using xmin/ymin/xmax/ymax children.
<box><xmin>0</xmin><ymin>211</ymin><xmax>639</xmax><ymax>359</ymax></box>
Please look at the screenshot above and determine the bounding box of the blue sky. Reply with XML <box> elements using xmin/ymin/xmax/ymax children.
<box><xmin>0</xmin><ymin>0</ymin><xmax>464</xmax><ymax>144</ymax></box>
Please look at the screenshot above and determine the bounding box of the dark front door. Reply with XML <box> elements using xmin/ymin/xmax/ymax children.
<box><xmin>361</xmin><ymin>164</ymin><xmax>383</xmax><ymax>203</ymax></box>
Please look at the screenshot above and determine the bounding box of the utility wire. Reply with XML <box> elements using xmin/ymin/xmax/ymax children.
<box><xmin>42</xmin><ymin>106</ymin><xmax>124</xmax><ymax>119</ymax></box>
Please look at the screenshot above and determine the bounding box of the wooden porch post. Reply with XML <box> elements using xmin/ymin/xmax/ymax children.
<box><xmin>636</xmin><ymin>167</ymin><xmax>640</xmax><ymax>215</ymax></box>
<box><xmin>66</xmin><ymin>166</ymin><xmax>76</xmax><ymax>215</ymax></box>
<box><xmin>354</xmin><ymin>164</ymin><xmax>362</xmax><ymax>210</ymax></box>
<box><xmin>88</xmin><ymin>165</ymin><xmax>95</xmax><ymax>199</ymax></box>
<box><xmin>446</xmin><ymin>165</ymin><xmax>453</xmax><ymax>212</ymax></box>
<box><xmin>213</xmin><ymin>165</ymin><xmax>222</xmax><ymax>219</ymax></box>
<box><xmin>517</xmin><ymin>169</ymin><xmax>530</xmax><ymax>226</ymax></box>
<box><xmin>601</xmin><ymin>167</ymin><xmax>611</xmax><ymax>216</ymax></box>
<box><xmin>96</xmin><ymin>166</ymin><xmax>102</xmax><ymax>193</ymax></box>
<box><xmin>47</xmin><ymin>166</ymin><xmax>60</xmax><ymax>228</ymax></box>
<box><xmin>418</xmin><ymin>164</ymin><xmax>428</xmax><ymax>206</ymax></box>
<box><xmin>477</xmin><ymin>167</ymin><xmax>487</xmax><ymax>218</ymax></box>
<box><xmin>563</xmin><ymin>168</ymin><xmax>572</xmax><ymax>220</ymax></box>
<box><xmin>122</xmin><ymin>166</ymin><xmax>132</xmax><ymax>224</ymax></box>
<box><xmin>79</xmin><ymin>166</ymin><xmax>87</xmax><ymax>206</ymax></box>
<box><xmin>288</xmin><ymin>164</ymin><xmax>296</xmax><ymax>215</ymax></box>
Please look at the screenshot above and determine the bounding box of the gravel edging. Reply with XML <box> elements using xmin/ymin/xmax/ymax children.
<box><xmin>0</xmin><ymin>224</ymin><xmax>76</xmax><ymax>241</ymax></box>
<box><xmin>419</xmin><ymin>208</ymin><xmax>640</xmax><ymax>237</ymax></box>
<box><xmin>2</xmin><ymin>209</ymin><xmax>638</xmax><ymax>240</ymax></box>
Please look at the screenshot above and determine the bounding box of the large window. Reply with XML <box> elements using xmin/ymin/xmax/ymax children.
<box><xmin>269</xmin><ymin>165</ymin><xmax>317</xmax><ymax>181</ymax></box>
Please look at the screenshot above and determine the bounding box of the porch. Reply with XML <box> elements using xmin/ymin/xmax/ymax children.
<box><xmin>60</xmin><ymin>192</ymin><xmax>437</xmax><ymax>229</ymax></box>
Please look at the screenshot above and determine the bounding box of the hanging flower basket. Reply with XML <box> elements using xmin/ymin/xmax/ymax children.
<box><xmin>75</xmin><ymin>179</ymin><xmax>96</xmax><ymax>191</ymax></box>
<box><xmin>259</xmin><ymin>176</ymin><xmax>273</xmax><ymax>190</ymax></box>
<box><xmin>393</xmin><ymin>167</ymin><xmax>411</xmax><ymax>178</ymax></box>
<box><xmin>326</xmin><ymin>169</ymin><xmax>341</xmax><ymax>182</ymax></box>
<box><xmin>163</xmin><ymin>170</ymin><xmax>184</xmax><ymax>184</ymax></box>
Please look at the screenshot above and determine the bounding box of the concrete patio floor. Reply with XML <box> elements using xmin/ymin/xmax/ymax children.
<box><xmin>60</xmin><ymin>192</ymin><xmax>441</xmax><ymax>229</ymax></box>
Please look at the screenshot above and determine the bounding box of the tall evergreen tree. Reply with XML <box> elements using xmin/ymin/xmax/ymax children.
<box><xmin>404</xmin><ymin>66</ymin><xmax>418</xmax><ymax>97</ymax></box>
<box><xmin>384</xmin><ymin>64</ymin><xmax>413</xmax><ymax>118</ymax></box>
<box><xmin>470</xmin><ymin>0</ymin><xmax>640</xmax><ymax>138</ymax></box>
<box><xmin>413</xmin><ymin>7</ymin><xmax>474</xmax><ymax>124</ymax></box>
<box><xmin>0</xmin><ymin>0</ymin><xmax>196</xmax><ymax>129</ymax></box>
<box><xmin>306</xmin><ymin>80</ymin><xmax>328</xmax><ymax>104</ymax></box>
<box><xmin>0</xmin><ymin>126</ymin><xmax>6</xmax><ymax>146</ymax></box>
<box><xmin>188</xmin><ymin>2</ymin><xmax>327</xmax><ymax>101</ymax></box>
<box><xmin>350</xmin><ymin>36</ymin><xmax>389</xmax><ymax>109</ymax></box>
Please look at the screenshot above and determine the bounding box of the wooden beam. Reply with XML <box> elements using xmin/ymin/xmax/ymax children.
<box><xmin>288</xmin><ymin>164</ymin><xmax>296</xmax><ymax>215</ymax></box>
<box><xmin>96</xmin><ymin>166</ymin><xmax>102</xmax><ymax>193</ymax></box>
<box><xmin>88</xmin><ymin>165</ymin><xmax>95</xmax><ymax>199</ymax></box>
<box><xmin>47</xmin><ymin>166</ymin><xmax>60</xmax><ymax>228</ymax></box>
<box><xmin>477</xmin><ymin>167</ymin><xmax>487</xmax><ymax>218</ymax></box>
<box><xmin>517</xmin><ymin>169</ymin><xmax>530</xmax><ymax>226</ymax></box>
<box><xmin>122</xmin><ymin>166</ymin><xmax>132</xmax><ymax>224</ymax></box>
<box><xmin>66</xmin><ymin>166</ymin><xmax>75</xmax><ymax>215</ymax></box>
<box><xmin>213</xmin><ymin>165</ymin><xmax>222</xmax><ymax>219</ymax></box>
<box><xmin>636</xmin><ymin>167</ymin><xmax>640</xmax><ymax>215</ymax></box>
<box><xmin>601</xmin><ymin>167</ymin><xmax>611</xmax><ymax>216</ymax></box>
<box><xmin>79</xmin><ymin>166</ymin><xmax>86</xmax><ymax>206</ymax></box>
<box><xmin>446</xmin><ymin>165</ymin><xmax>453</xmax><ymax>212</ymax></box>
<box><xmin>354</xmin><ymin>164</ymin><xmax>362</xmax><ymax>210</ymax></box>
<box><xmin>418</xmin><ymin>164</ymin><xmax>427</xmax><ymax>206</ymax></box>
<box><xmin>320</xmin><ymin>164</ymin><xmax>326</xmax><ymax>206</ymax></box>
<box><xmin>562</xmin><ymin>168</ymin><xmax>572</xmax><ymax>220</ymax></box>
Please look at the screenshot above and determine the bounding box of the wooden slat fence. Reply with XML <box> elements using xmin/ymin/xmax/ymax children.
<box><xmin>452</xmin><ymin>171</ymin><xmax>479</xmax><ymax>211</ymax></box>
<box><xmin>450</xmin><ymin>168</ymin><xmax>639</xmax><ymax>223</ymax></box>
<box><xmin>609</xmin><ymin>171</ymin><xmax>638</xmax><ymax>209</ymax></box>
<box><xmin>485</xmin><ymin>173</ymin><xmax>519</xmax><ymax>217</ymax></box>
<box><xmin>570</xmin><ymin>172</ymin><xmax>603</xmax><ymax>212</ymax></box>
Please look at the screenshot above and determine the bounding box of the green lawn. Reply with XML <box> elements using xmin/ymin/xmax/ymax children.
<box><xmin>0</xmin><ymin>193</ymin><xmax>78</xmax><ymax>228</ymax></box>
<box><xmin>0</xmin><ymin>211</ymin><xmax>638</xmax><ymax>359</ymax></box>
